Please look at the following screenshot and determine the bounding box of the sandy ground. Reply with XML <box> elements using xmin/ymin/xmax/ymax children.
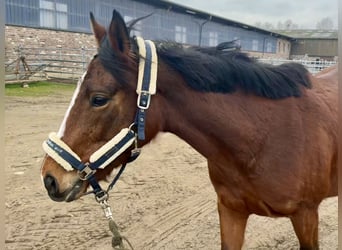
<box><xmin>5</xmin><ymin>93</ymin><xmax>337</xmax><ymax>250</ymax></box>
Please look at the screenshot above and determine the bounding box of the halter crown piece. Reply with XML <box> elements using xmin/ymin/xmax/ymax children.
<box><xmin>42</xmin><ymin>36</ymin><xmax>158</xmax><ymax>202</ymax></box>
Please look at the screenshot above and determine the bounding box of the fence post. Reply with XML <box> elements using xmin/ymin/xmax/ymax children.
<box><xmin>59</xmin><ymin>48</ymin><xmax>62</xmax><ymax>78</ymax></box>
<box><xmin>16</xmin><ymin>45</ymin><xmax>23</xmax><ymax>81</ymax></box>
<box><xmin>82</xmin><ymin>46</ymin><xmax>86</xmax><ymax>72</ymax></box>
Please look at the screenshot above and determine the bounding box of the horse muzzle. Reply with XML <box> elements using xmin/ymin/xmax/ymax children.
<box><xmin>43</xmin><ymin>174</ymin><xmax>85</xmax><ymax>202</ymax></box>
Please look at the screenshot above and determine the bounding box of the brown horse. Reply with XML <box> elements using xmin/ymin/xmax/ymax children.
<box><xmin>40</xmin><ymin>10</ymin><xmax>337</xmax><ymax>250</ymax></box>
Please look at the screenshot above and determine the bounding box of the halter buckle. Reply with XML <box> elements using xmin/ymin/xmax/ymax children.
<box><xmin>137</xmin><ymin>91</ymin><xmax>151</xmax><ymax>109</ymax></box>
<box><xmin>78</xmin><ymin>163</ymin><xmax>96</xmax><ymax>180</ymax></box>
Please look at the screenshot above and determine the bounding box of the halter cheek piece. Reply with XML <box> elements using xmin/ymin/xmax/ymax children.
<box><xmin>42</xmin><ymin>37</ymin><xmax>158</xmax><ymax>203</ymax></box>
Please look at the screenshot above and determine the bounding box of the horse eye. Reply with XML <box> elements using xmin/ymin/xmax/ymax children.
<box><xmin>90</xmin><ymin>95</ymin><xmax>109</xmax><ymax>107</ymax></box>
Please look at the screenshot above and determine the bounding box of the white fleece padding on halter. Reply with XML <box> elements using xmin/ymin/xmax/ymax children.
<box><xmin>89</xmin><ymin>128</ymin><xmax>135</xmax><ymax>168</ymax></box>
<box><xmin>43</xmin><ymin>132</ymin><xmax>81</xmax><ymax>171</ymax></box>
<box><xmin>43</xmin><ymin>129</ymin><xmax>135</xmax><ymax>172</ymax></box>
<box><xmin>135</xmin><ymin>37</ymin><xmax>157</xmax><ymax>95</ymax></box>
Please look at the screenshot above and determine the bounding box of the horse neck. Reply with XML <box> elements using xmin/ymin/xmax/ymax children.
<box><xmin>151</xmin><ymin>61</ymin><xmax>265</xmax><ymax>162</ymax></box>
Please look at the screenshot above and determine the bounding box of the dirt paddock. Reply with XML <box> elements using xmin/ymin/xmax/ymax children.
<box><xmin>5</xmin><ymin>93</ymin><xmax>337</xmax><ymax>250</ymax></box>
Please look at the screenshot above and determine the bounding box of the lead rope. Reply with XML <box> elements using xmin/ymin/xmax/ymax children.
<box><xmin>93</xmin><ymin>164</ymin><xmax>134</xmax><ymax>250</ymax></box>
<box><xmin>98</xmin><ymin>199</ymin><xmax>134</xmax><ymax>250</ymax></box>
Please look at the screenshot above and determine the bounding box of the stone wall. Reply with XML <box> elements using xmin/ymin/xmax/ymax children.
<box><xmin>5</xmin><ymin>25</ymin><xmax>96</xmax><ymax>62</ymax></box>
<box><xmin>6</xmin><ymin>25</ymin><xmax>292</xmax><ymax>61</ymax></box>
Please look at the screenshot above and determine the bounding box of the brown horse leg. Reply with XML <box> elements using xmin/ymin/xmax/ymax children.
<box><xmin>217</xmin><ymin>199</ymin><xmax>248</xmax><ymax>250</ymax></box>
<box><xmin>290</xmin><ymin>207</ymin><xmax>319</xmax><ymax>250</ymax></box>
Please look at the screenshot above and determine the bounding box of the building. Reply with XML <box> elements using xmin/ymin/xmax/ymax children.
<box><xmin>274</xmin><ymin>30</ymin><xmax>338</xmax><ymax>61</ymax></box>
<box><xmin>5</xmin><ymin>0</ymin><xmax>292</xmax><ymax>59</ymax></box>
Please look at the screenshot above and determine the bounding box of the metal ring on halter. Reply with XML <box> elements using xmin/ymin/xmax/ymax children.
<box><xmin>128</xmin><ymin>123</ymin><xmax>137</xmax><ymax>131</ymax></box>
<box><xmin>127</xmin><ymin>123</ymin><xmax>140</xmax><ymax>155</ymax></box>
<box><xmin>78</xmin><ymin>163</ymin><xmax>96</xmax><ymax>181</ymax></box>
<box><xmin>95</xmin><ymin>190</ymin><xmax>109</xmax><ymax>203</ymax></box>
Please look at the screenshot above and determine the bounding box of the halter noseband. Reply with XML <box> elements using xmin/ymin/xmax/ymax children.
<box><xmin>42</xmin><ymin>36</ymin><xmax>158</xmax><ymax>201</ymax></box>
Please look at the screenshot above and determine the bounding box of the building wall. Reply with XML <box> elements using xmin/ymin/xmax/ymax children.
<box><xmin>290</xmin><ymin>39</ymin><xmax>337</xmax><ymax>60</ymax></box>
<box><xmin>276</xmin><ymin>39</ymin><xmax>291</xmax><ymax>59</ymax></box>
<box><xmin>5</xmin><ymin>0</ymin><xmax>282</xmax><ymax>53</ymax></box>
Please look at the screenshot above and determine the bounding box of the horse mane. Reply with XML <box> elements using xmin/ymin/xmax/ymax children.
<box><xmin>98</xmin><ymin>34</ymin><xmax>312</xmax><ymax>99</ymax></box>
<box><xmin>156</xmin><ymin>41</ymin><xmax>312</xmax><ymax>99</ymax></box>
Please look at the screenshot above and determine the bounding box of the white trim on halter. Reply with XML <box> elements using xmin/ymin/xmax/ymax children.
<box><xmin>43</xmin><ymin>128</ymin><xmax>136</xmax><ymax>171</ymax></box>
<box><xmin>135</xmin><ymin>37</ymin><xmax>157</xmax><ymax>96</ymax></box>
<box><xmin>43</xmin><ymin>132</ymin><xmax>81</xmax><ymax>171</ymax></box>
<box><xmin>89</xmin><ymin>128</ymin><xmax>135</xmax><ymax>167</ymax></box>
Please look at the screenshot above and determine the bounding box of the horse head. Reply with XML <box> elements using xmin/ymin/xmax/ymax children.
<box><xmin>40</xmin><ymin>10</ymin><xmax>160</xmax><ymax>202</ymax></box>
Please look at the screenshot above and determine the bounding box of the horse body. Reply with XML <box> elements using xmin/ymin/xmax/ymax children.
<box><xmin>40</xmin><ymin>10</ymin><xmax>337</xmax><ymax>250</ymax></box>
<box><xmin>152</xmin><ymin>64</ymin><xmax>337</xmax><ymax>248</ymax></box>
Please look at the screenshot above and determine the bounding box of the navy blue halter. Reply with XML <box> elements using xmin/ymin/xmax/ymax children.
<box><xmin>136</xmin><ymin>36</ymin><xmax>154</xmax><ymax>140</ymax></box>
<box><xmin>45</xmin><ymin>130</ymin><xmax>137</xmax><ymax>196</ymax></box>
<box><xmin>43</xmin><ymin>37</ymin><xmax>157</xmax><ymax>201</ymax></box>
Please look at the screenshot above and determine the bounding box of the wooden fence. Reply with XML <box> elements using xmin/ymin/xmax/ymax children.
<box><xmin>5</xmin><ymin>46</ymin><xmax>96</xmax><ymax>83</ymax></box>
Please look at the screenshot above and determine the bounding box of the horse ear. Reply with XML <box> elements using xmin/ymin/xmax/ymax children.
<box><xmin>90</xmin><ymin>12</ymin><xmax>106</xmax><ymax>46</ymax></box>
<box><xmin>107</xmin><ymin>10</ymin><xmax>131</xmax><ymax>55</ymax></box>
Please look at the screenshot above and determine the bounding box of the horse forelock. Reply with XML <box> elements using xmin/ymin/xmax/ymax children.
<box><xmin>57</xmin><ymin>71</ymin><xmax>87</xmax><ymax>138</ymax></box>
<box><xmin>97</xmin><ymin>35</ymin><xmax>136</xmax><ymax>85</ymax></box>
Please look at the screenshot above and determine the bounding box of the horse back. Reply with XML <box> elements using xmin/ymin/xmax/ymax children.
<box><xmin>309</xmin><ymin>66</ymin><xmax>338</xmax><ymax>196</ymax></box>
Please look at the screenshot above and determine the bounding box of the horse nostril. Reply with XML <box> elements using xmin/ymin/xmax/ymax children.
<box><xmin>44</xmin><ymin>175</ymin><xmax>59</xmax><ymax>195</ymax></box>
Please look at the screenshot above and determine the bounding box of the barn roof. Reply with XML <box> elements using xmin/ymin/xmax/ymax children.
<box><xmin>134</xmin><ymin>0</ymin><xmax>293</xmax><ymax>40</ymax></box>
<box><xmin>271</xmin><ymin>30</ymin><xmax>338</xmax><ymax>39</ymax></box>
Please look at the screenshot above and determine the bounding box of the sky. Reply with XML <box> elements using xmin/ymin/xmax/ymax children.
<box><xmin>170</xmin><ymin>0</ymin><xmax>338</xmax><ymax>29</ymax></box>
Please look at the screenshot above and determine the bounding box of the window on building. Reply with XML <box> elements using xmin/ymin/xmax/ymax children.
<box><xmin>40</xmin><ymin>0</ymin><xmax>54</xmax><ymax>28</ymax></box>
<box><xmin>252</xmin><ymin>39</ymin><xmax>258</xmax><ymax>51</ymax></box>
<box><xmin>209</xmin><ymin>32</ymin><xmax>218</xmax><ymax>46</ymax></box>
<box><xmin>40</xmin><ymin>0</ymin><xmax>68</xmax><ymax>29</ymax></box>
<box><xmin>56</xmin><ymin>3</ymin><xmax>67</xmax><ymax>29</ymax></box>
<box><xmin>266</xmin><ymin>42</ymin><xmax>272</xmax><ymax>52</ymax></box>
<box><xmin>175</xmin><ymin>25</ymin><xmax>187</xmax><ymax>43</ymax></box>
